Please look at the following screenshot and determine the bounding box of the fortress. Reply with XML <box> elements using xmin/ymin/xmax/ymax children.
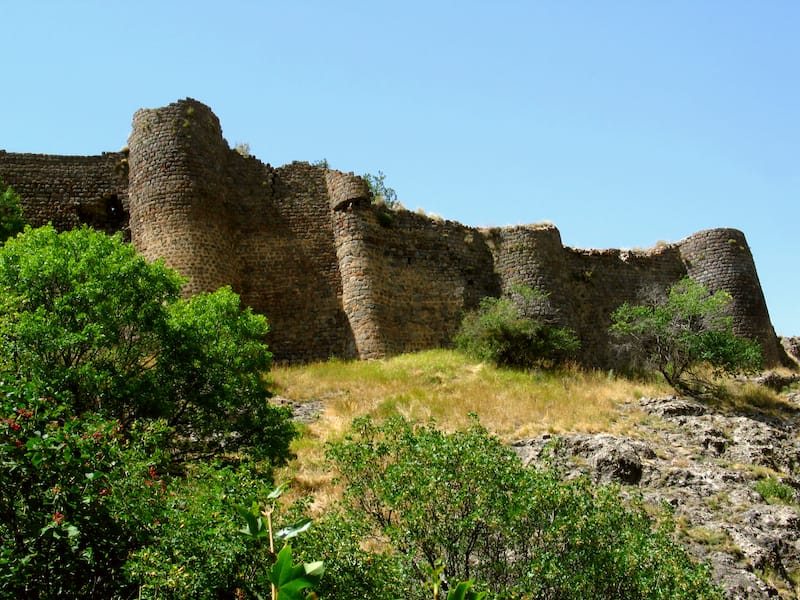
<box><xmin>0</xmin><ymin>98</ymin><xmax>788</xmax><ymax>367</ymax></box>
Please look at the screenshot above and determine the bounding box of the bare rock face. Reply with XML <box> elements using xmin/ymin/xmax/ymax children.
<box><xmin>782</xmin><ymin>337</ymin><xmax>800</xmax><ymax>364</ymax></box>
<box><xmin>512</xmin><ymin>390</ymin><xmax>800</xmax><ymax>599</ymax></box>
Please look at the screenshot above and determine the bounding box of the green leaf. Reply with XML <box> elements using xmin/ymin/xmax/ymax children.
<box><xmin>267</xmin><ymin>483</ymin><xmax>287</xmax><ymax>501</ymax></box>
<box><xmin>268</xmin><ymin>545</ymin><xmax>323</xmax><ymax>600</ymax></box>
<box><xmin>235</xmin><ymin>504</ymin><xmax>267</xmax><ymax>538</ymax></box>
<box><xmin>447</xmin><ymin>581</ymin><xmax>487</xmax><ymax>600</ymax></box>
<box><xmin>275</xmin><ymin>518</ymin><xmax>312</xmax><ymax>541</ymax></box>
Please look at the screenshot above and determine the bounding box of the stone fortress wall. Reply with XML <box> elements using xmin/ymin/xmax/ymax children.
<box><xmin>0</xmin><ymin>99</ymin><xmax>788</xmax><ymax>367</ymax></box>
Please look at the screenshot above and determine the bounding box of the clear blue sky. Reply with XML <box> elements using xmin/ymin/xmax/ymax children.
<box><xmin>4</xmin><ymin>1</ymin><xmax>798</xmax><ymax>335</ymax></box>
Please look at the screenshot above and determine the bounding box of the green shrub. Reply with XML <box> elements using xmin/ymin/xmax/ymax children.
<box><xmin>125</xmin><ymin>462</ymin><xmax>280</xmax><ymax>599</ymax></box>
<box><xmin>0</xmin><ymin>180</ymin><xmax>26</xmax><ymax>243</ymax></box>
<box><xmin>363</xmin><ymin>170</ymin><xmax>398</xmax><ymax>208</ymax></box>
<box><xmin>455</xmin><ymin>286</ymin><xmax>580</xmax><ymax>369</ymax></box>
<box><xmin>754</xmin><ymin>477</ymin><xmax>796</xmax><ymax>505</ymax></box>
<box><xmin>0</xmin><ymin>381</ymin><xmax>171</xmax><ymax>598</ymax></box>
<box><xmin>323</xmin><ymin>416</ymin><xmax>723</xmax><ymax>599</ymax></box>
<box><xmin>610</xmin><ymin>277</ymin><xmax>762</xmax><ymax>394</ymax></box>
<box><xmin>0</xmin><ymin>225</ymin><xmax>294</xmax><ymax>461</ymax></box>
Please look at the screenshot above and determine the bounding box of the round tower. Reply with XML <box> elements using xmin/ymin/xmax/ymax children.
<box><xmin>326</xmin><ymin>170</ymin><xmax>385</xmax><ymax>359</ymax></box>
<box><xmin>127</xmin><ymin>98</ymin><xmax>239</xmax><ymax>295</ymax></box>
<box><xmin>488</xmin><ymin>224</ymin><xmax>576</xmax><ymax>327</ymax></box>
<box><xmin>679</xmin><ymin>228</ymin><xmax>784</xmax><ymax>366</ymax></box>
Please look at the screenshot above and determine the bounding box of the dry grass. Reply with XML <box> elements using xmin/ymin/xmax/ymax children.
<box><xmin>270</xmin><ymin>349</ymin><xmax>670</xmax><ymax>510</ymax></box>
<box><xmin>272</xmin><ymin>349</ymin><xmax>669</xmax><ymax>441</ymax></box>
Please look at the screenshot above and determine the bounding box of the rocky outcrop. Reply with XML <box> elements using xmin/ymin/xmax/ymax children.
<box><xmin>782</xmin><ymin>337</ymin><xmax>800</xmax><ymax>365</ymax></box>
<box><xmin>512</xmin><ymin>390</ymin><xmax>800</xmax><ymax>599</ymax></box>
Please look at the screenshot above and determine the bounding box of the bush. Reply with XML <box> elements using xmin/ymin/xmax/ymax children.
<box><xmin>455</xmin><ymin>286</ymin><xmax>580</xmax><ymax>369</ymax></box>
<box><xmin>754</xmin><ymin>477</ymin><xmax>796</xmax><ymax>505</ymax></box>
<box><xmin>0</xmin><ymin>180</ymin><xmax>26</xmax><ymax>243</ymax></box>
<box><xmin>322</xmin><ymin>416</ymin><xmax>723</xmax><ymax>599</ymax></box>
<box><xmin>363</xmin><ymin>170</ymin><xmax>398</xmax><ymax>208</ymax></box>
<box><xmin>0</xmin><ymin>225</ymin><xmax>294</xmax><ymax>461</ymax></box>
<box><xmin>125</xmin><ymin>462</ymin><xmax>279</xmax><ymax>599</ymax></box>
<box><xmin>0</xmin><ymin>381</ymin><xmax>171</xmax><ymax>598</ymax></box>
<box><xmin>610</xmin><ymin>277</ymin><xmax>762</xmax><ymax>394</ymax></box>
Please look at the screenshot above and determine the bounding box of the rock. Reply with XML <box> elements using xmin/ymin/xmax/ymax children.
<box><xmin>511</xmin><ymin>434</ymin><xmax>652</xmax><ymax>484</ymax></box>
<box><xmin>708</xmin><ymin>552</ymin><xmax>780</xmax><ymax>599</ymax></box>
<box><xmin>781</xmin><ymin>336</ymin><xmax>800</xmax><ymax>364</ymax></box>
<box><xmin>752</xmin><ymin>370</ymin><xmax>800</xmax><ymax>390</ymax></box>
<box><xmin>272</xmin><ymin>395</ymin><xmax>324</xmax><ymax>423</ymax></box>
<box><xmin>639</xmin><ymin>395</ymin><xmax>707</xmax><ymax>418</ymax></box>
<box><xmin>514</xmin><ymin>390</ymin><xmax>800</xmax><ymax>598</ymax></box>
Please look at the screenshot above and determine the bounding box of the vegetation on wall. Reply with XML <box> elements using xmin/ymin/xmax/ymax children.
<box><xmin>363</xmin><ymin>170</ymin><xmax>398</xmax><ymax>209</ymax></box>
<box><xmin>609</xmin><ymin>277</ymin><xmax>763</xmax><ymax>394</ymax></box>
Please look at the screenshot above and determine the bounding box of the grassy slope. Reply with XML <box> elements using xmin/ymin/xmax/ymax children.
<box><xmin>270</xmin><ymin>349</ymin><xmax>671</xmax><ymax>512</ymax></box>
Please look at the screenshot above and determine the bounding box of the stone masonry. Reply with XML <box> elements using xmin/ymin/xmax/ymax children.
<box><xmin>0</xmin><ymin>99</ymin><xmax>789</xmax><ymax>366</ymax></box>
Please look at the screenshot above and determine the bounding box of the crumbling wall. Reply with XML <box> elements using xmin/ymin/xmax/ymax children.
<box><xmin>0</xmin><ymin>150</ymin><xmax>129</xmax><ymax>236</ymax></box>
<box><xmin>0</xmin><ymin>99</ymin><xmax>788</xmax><ymax>367</ymax></box>
<box><xmin>235</xmin><ymin>160</ymin><xmax>355</xmax><ymax>363</ymax></box>
<box><xmin>561</xmin><ymin>245</ymin><xmax>687</xmax><ymax>367</ymax></box>
<box><xmin>128</xmin><ymin>99</ymin><xmax>354</xmax><ymax>363</ymax></box>
<box><xmin>330</xmin><ymin>195</ymin><xmax>499</xmax><ymax>358</ymax></box>
<box><xmin>128</xmin><ymin>99</ymin><xmax>239</xmax><ymax>295</ymax></box>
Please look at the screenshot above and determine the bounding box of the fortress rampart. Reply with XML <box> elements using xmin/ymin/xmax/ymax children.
<box><xmin>0</xmin><ymin>99</ymin><xmax>788</xmax><ymax>367</ymax></box>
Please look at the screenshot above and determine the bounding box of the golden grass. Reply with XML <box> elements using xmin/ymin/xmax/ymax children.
<box><xmin>270</xmin><ymin>349</ymin><xmax>671</xmax><ymax>511</ymax></box>
<box><xmin>272</xmin><ymin>349</ymin><xmax>669</xmax><ymax>441</ymax></box>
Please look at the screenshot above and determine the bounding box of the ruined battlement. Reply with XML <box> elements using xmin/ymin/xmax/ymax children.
<box><xmin>0</xmin><ymin>99</ymin><xmax>787</xmax><ymax>366</ymax></box>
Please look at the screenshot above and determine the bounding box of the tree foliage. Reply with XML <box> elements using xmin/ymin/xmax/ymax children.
<box><xmin>0</xmin><ymin>180</ymin><xmax>26</xmax><ymax>243</ymax></box>
<box><xmin>0</xmin><ymin>382</ymin><xmax>171</xmax><ymax>598</ymax></box>
<box><xmin>0</xmin><ymin>225</ymin><xmax>294</xmax><ymax>461</ymax></box>
<box><xmin>610</xmin><ymin>277</ymin><xmax>762</xmax><ymax>393</ymax></box>
<box><xmin>320</xmin><ymin>416</ymin><xmax>722</xmax><ymax>599</ymax></box>
<box><xmin>455</xmin><ymin>286</ymin><xmax>580</xmax><ymax>369</ymax></box>
<box><xmin>363</xmin><ymin>170</ymin><xmax>398</xmax><ymax>208</ymax></box>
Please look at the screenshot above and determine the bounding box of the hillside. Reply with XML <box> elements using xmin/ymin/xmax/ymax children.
<box><xmin>273</xmin><ymin>350</ymin><xmax>800</xmax><ymax>599</ymax></box>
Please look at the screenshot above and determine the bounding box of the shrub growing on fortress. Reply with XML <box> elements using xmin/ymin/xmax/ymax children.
<box><xmin>0</xmin><ymin>225</ymin><xmax>294</xmax><ymax>461</ymax></box>
<box><xmin>315</xmin><ymin>416</ymin><xmax>722</xmax><ymax>599</ymax></box>
<box><xmin>455</xmin><ymin>285</ymin><xmax>579</xmax><ymax>369</ymax></box>
<box><xmin>363</xmin><ymin>170</ymin><xmax>398</xmax><ymax>208</ymax></box>
<box><xmin>610</xmin><ymin>277</ymin><xmax>762</xmax><ymax>394</ymax></box>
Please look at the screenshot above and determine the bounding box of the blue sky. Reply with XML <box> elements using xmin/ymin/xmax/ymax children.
<box><xmin>4</xmin><ymin>1</ymin><xmax>798</xmax><ymax>335</ymax></box>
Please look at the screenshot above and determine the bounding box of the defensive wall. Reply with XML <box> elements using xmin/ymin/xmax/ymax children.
<box><xmin>0</xmin><ymin>98</ymin><xmax>788</xmax><ymax>367</ymax></box>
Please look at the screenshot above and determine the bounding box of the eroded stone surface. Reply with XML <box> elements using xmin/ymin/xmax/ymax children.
<box><xmin>512</xmin><ymin>391</ymin><xmax>800</xmax><ymax>599</ymax></box>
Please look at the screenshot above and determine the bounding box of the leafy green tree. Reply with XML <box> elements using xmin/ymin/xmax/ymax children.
<box><xmin>363</xmin><ymin>170</ymin><xmax>398</xmax><ymax>208</ymax></box>
<box><xmin>0</xmin><ymin>180</ymin><xmax>26</xmax><ymax>243</ymax></box>
<box><xmin>0</xmin><ymin>225</ymin><xmax>294</xmax><ymax>461</ymax></box>
<box><xmin>323</xmin><ymin>416</ymin><xmax>722</xmax><ymax>599</ymax></box>
<box><xmin>455</xmin><ymin>285</ymin><xmax>579</xmax><ymax>369</ymax></box>
<box><xmin>609</xmin><ymin>277</ymin><xmax>762</xmax><ymax>394</ymax></box>
<box><xmin>0</xmin><ymin>381</ymin><xmax>171</xmax><ymax>599</ymax></box>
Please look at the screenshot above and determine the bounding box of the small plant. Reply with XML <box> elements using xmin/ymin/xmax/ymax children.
<box><xmin>235</xmin><ymin>142</ymin><xmax>252</xmax><ymax>158</ymax></box>
<box><xmin>754</xmin><ymin>477</ymin><xmax>796</xmax><ymax>505</ymax></box>
<box><xmin>237</xmin><ymin>484</ymin><xmax>324</xmax><ymax>599</ymax></box>
<box><xmin>363</xmin><ymin>170</ymin><xmax>398</xmax><ymax>208</ymax></box>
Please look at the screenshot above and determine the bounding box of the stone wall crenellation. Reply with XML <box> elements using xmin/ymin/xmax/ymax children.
<box><xmin>0</xmin><ymin>99</ymin><xmax>789</xmax><ymax>367</ymax></box>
